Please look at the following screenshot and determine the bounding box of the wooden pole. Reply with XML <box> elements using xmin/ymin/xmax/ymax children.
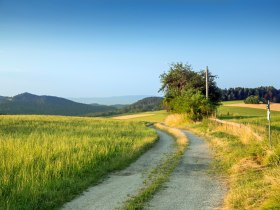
<box><xmin>267</xmin><ymin>100</ymin><xmax>272</xmax><ymax>149</ymax></box>
<box><xmin>269</xmin><ymin>118</ymin><xmax>272</xmax><ymax>149</ymax></box>
<box><xmin>206</xmin><ymin>66</ymin><xmax>209</xmax><ymax>99</ymax></box>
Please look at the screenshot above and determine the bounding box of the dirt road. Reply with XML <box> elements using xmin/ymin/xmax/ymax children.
<box><xmin>62</xmin><ymin>129</ymin><xmax>175</xmax><ymax>210</ymax></box>
<box><xmin>144</xmin><ymin>130</ymin><xmax>226</xmax><ymax>210</ymax></box>
<box><xmin>62</xmin><ymin>129</ymin><xmax>226</xmax><ymax>210</ymax></box>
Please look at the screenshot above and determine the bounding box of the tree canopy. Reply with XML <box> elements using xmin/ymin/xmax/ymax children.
<box><xmin>159</xmin><ymin>63</ymin><xmax>221</xmax><ymax>120</ymax></box>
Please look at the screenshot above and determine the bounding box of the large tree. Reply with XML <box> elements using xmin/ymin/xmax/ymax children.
<box><xmin>159</xmin><ymin>63</ymin><xmax>221</xmax><ymax>120</ymax></box>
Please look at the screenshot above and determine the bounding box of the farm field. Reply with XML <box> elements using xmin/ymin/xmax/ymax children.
<box><xmin>111</xmin><ymin>110</ymin><xmax>168</xmax><ymax>122</ymax></box>
<box><xmin>112</xmin><ymin>113</ymin><xmax>155</xmax><ymax>120</ymax></box>
<box><xmin>218</xmin><ymin>103</ymin><xmax>280</xmax><ymax>146</ymax></box>
<box><xmin>0</xmin><ymin>115</ymin><xmax>157</xmax><ymax>210</ymax></box>
<box><xmin>224</xmin><ymin>101</ymin><xmax>280</xmax><ymax>112</ymax></box>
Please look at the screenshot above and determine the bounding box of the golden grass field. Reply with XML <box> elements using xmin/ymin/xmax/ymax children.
<box><xmin>0</xmin><ymin>115</ymin><xmax>157</xmax><ymax>210</ymax></box>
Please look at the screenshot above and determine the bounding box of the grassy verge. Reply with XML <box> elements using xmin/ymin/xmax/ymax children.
<box><xmin>122</xmin><ymin>123</ymin><xmax>188</xmax><ymax>209</ymax></box>
<box><xmin>165</xmin><ymin>108</ymin><xmax>280</xmax><ymax>209</ymax></box>
<box><xmin>0</xmin><ymin>115</ymin><xmax>157</xmax><ymax>210</ymax></box>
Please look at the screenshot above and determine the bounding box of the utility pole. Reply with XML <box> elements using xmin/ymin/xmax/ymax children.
<box><xmin>206</xmin><ymin>66</ymin><xmax>209</xmax><ymax>99</ymax></box>
<box><xmin>267</xmin><ymin>100</ymin><xmax>272</xmax><ymax>149</ymax></box>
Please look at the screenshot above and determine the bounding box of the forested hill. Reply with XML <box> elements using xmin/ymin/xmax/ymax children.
<box><xmin>122</xmin><ymin>97</ymin><xmax>163</xmax><ymax>112</ymax></box>
<box><xmin>88</xmin><ymin>97</ymin><xmax>163</xmax><ymax>117</ymax></box>
<box><xmin>0</xmin><ymin>93</ymin><xmax>115</xmax><ymax>116</ymax></box>
<box><xmin>221</xmin><ymin>86</ymin><xmax>280</xmax><ymax>103</ymax></box>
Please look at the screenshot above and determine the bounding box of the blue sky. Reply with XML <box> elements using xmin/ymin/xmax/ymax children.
<box><xmin>0</xmin><ymin>0</ymin><xmax>279</xmax><ymax>97</ymax></box>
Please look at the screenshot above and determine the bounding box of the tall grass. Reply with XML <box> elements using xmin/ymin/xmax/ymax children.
<box><xmin>216</xmin><ymin>106</ymin><xmax>280</xmax><ymax>209</ymax></box>
<box><xmin>0</xmin><ymin>115</ymin><xmax>157</xmax><ymax>210</ymax></box>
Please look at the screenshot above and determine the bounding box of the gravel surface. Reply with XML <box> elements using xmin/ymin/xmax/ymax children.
<box><xmin>61</xmin><ymin>129</ymin><xmax>175</xmax><ymax>210</ymax></box>
<box><xmin>145</xmin><ymin>130</ymin><xmax>226</xmax><ymax>210</ymax></box>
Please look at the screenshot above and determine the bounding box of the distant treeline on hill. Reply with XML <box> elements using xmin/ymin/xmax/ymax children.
<box><xmin>0</xmin><ymin>93</ymin><xmax>115</xmax><ymax>116</ymax></box>
<box><xmin>0</xmin><ymin>93</ymin><xmax>163</xmax><ymax>116</ymax></box>
<box><xmin>221</xmin><ymin>86</ymin><xmax>280</xmax><ymax>103</ymax></box>
<box><xmin>88</xmin><ymin>97</ymin><xmax>163</xmax><ymax>117</ymax></box>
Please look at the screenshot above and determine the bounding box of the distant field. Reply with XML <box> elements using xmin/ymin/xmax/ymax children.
<box><xmin>0</xmin><ymin>115</ymin><xmax>157</xmax><ymax>209</ymax></box>
<box><xmin>222</xmin><ymin>100</ymin><xmax>244</xmax><ymax>105</ymax></box>
<box><xmin>218</xmin><ymin>103</ymin><xmax>280</xmax><ymax>145</ymax></box>
<box><xmin>112</xmin><ymin>113</ymin><xmax>155</xmax><ymax>120</ymax></box>
<box><xmin>112</xmin><ymin>110</ymin><xmax>168</xmax><ymax>122</ymax></box>
<box><xmin>225</xmin><ymin>102</ymin><xmax>280</xmax><ymax>112</ymax></box>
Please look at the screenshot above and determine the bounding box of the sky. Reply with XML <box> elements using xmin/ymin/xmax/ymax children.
<box><xmin>0</xmin><ymin>0</ymin><xmax>279</xmax><ymax>97</ymax></box>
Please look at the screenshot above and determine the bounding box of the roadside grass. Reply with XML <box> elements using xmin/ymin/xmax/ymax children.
<box><xmin>122</xmin><ymin>123</ymin><xmax>188</xmax><ymax>209</ymax></box>
<box><xmin>218</xmin><ymin>105</ymin><xmax>280</xmax><ymax>148</ymax></box>
<box><xmin>231</xmin><ymin>111</ymin><xmax>280</xmax><ymax>209</ymax></box>
<box><xmin>167</xmin><ymin>104</ymin><xmax>280</xmax><ymax>209</ymax></box>
<box><xmin>0</xmin><ymin>115</ymin><xmax>157</xmax><ymax>210</ymax></box>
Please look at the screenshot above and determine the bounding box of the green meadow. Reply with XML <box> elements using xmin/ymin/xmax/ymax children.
<box><xmin>0</xmin><ymin>115</ymin><xmax>157</xmax><ymax>210</ymax></box>
<box><xmin>218</xmin><ymin>105</ymin><xmax>280</xmax><ymax>147</ymax></box>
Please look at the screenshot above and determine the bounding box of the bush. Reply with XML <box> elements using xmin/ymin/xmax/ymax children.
<box><xmin>244</xmin><ymin>95</ymin><xmax>260</xmax><ymax>104</ymax></box>
<box><xmin>169</xmin><ymin>89</ymin><xmax>215</xmax><ymax>121</ymax></box>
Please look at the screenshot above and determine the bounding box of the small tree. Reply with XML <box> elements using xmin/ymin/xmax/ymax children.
<box><xmin>159</xmin><ymin>62</ymin><xmax>221</xmax><ymax>121</ymax></box>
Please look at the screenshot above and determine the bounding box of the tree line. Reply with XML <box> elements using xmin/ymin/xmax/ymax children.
<box><xmin>220</xmin><ymin>86</ymin><xmax>280</xmax><ymax>103</ymax></box>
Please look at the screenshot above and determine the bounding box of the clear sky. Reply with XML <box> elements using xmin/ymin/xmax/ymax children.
<box><xmin>0</xmin><ymin>0</ymin><xmax>279</xmax><ymax>97</ymax></box>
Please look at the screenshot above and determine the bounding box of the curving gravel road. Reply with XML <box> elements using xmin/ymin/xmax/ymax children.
<box><xmin>144</xmin><ymin>130</ymin><xmax>227</xmax><ymax>210</ymax></box>
<box><xmin>62</xmin><ymin>128</ymin><xmax>226</xmax><ymax>210</ymax></box>
<box><xmin>61</xmin><ymin>129</ymin><xmax>175</xmax><ymax>210</ymax></box>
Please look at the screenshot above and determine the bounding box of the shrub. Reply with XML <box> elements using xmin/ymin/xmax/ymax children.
<box><xmin>244</xmin><ymin>95</ymin><xmax>260</xmax><ymax>104</ymax></box>
<box><xmin>169</xmin><ymin>89</ymin><xmax>216</xmax><ymax>121</ymax></box>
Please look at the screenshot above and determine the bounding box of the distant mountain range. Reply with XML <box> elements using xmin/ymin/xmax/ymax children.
<box><xmin>0</xmin><ymin>93</ymin><xmax>115</xmax><ymax>116</ymax></box>
<box><xmin>69</xmin><ymin>95</ymin><xmax>153</xmax><ymax>105</ymax></box>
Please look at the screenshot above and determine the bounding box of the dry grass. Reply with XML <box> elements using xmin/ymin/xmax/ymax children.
<box><xmin>215</xmin><ymin>123</ymin><xmax>260</xmax><ymax>144</ymax></box>
<box><xmin>112</xmin><ymin>113</ymin><xmax>155</xmax><ymax>120</ymax></box>
<box><xmin>230</xmin><ymin>158</ymin><xmax>262</xmax><ymax>174</ymax></box>
<box><xmin>211</xmin><ymin>118</ymin><xmax>263</xmax><ymax>142</ymax></box>
<box><xmin>164</xmin><ymin>114</ymin><xmax>189</xmax><ymax>128</ymax></box>
<box><xmin>154</xmin><ymin>123</ymin><xmax>188</xmax><ymax>150</ymax></box>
